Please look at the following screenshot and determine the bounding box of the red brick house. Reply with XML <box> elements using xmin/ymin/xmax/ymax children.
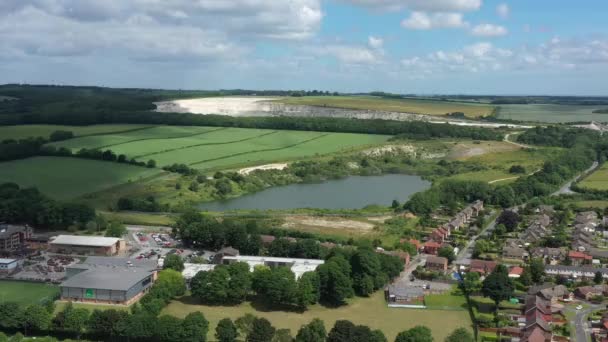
<box><xmin>469</xmin><ymin>259</ymin><xmax>497</xmax><ymax>275</ymax></box>
<box><xmin>424</xmin><ymin>241</ymin><xmax>441</xmax><ymax>255</ymax></box>
<box><xmin>568</xmin><ymin>251</ymin><xmax>592</xmax><ymax>266</ymax></box>
<box><xmin>425</xmin><ymin>256</ymin><xmax>448</xmax><ymax>272</ymax></box>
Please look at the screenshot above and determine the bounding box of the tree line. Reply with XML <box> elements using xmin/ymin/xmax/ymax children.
<box><xmin>0</xmin><ymin>183</ymin><xmax>95</xmax><ymax>229</ymax></box>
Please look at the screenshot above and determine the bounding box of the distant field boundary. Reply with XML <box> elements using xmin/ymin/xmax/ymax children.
<box><xmin>189</xmin><ymin>133</ymin><xmax>330</xmax><ymax>167</ymax></box>
<box><xmin>93</xmin><ymin>127</ymin><xmax>229</xmax><ymax>150</ymax></box>
<box><xmin>134</xmin><ymin>130</ymin><xmax>280</xmax><ymax>159</ymax></box>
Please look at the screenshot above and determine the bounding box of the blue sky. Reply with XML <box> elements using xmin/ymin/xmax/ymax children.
<box><xmin>0</xmin><ymin>0</ymin><xmax>607</xmax><ymax>95</ymax></box>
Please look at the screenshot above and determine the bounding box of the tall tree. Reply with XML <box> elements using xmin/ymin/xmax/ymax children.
<box><xmin>182</xmin><ymin>312</ymin><xmax>209</xmax><ymax>342</ymax></box>
<box><xmin>247</xmin><ymin>318</ymin><xmax>276</xmax><ymax>342</ymax></box>
<box><xmin>163</xmin><ymin>254</ymin><xmax>185</xmax><ymax>272</ymax></box>
<box><xmin>216</xmin><ymin>318</ymin><xmax>239</xmax><ymax>342</ymax></box>
<box><xmin>296</xmin><ymin>318</ymin><xmax>327</xmax><ymax>342</ymax></box>
<box><xmin>327</xmin><ymin>320</ymin><xmax>355</xmax><ymax>342</ymax></box>
<box><xmin>394</xmin><ymin>326</ymin><xmax>433</xmax><ymax>342</ymax></box>
<box><xmin>482</xmin><ymin>264</ymin><xmax>514</xmax><ymax>315</ymax></box>
<box><xmin>445</xmin><ymin>328</ymin><xmax>474</xmax><ymax>342</ymax></box>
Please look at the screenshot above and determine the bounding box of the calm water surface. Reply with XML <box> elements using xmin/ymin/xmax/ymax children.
<box><xmin>198</xmin><ymin>174</ymin><xmax>430</xmax><ymax>211</ymax></box>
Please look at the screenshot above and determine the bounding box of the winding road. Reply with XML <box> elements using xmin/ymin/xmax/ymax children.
<box><xmin>551</xmin><ymin>160</ymin><xmax>599</xmax><ymax>196</ymax></box>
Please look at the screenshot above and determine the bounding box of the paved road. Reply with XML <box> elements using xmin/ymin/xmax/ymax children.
<box><xmin>455</xmin><ymin>210</ymin><xmax>498</xmax><ymax>266</ymax></box>
<box><xmin>551</xmin><ymin>161</ymin><xmax>599</xmax><ymax>196</ymax></box>
<box><xmin>569</xmin><ymin>303</ymin><xmax>603</xmax><ymax>342</ymax></box>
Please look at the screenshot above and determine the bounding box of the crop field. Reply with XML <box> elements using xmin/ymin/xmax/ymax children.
<box><xmin>49</xmin><ymin>125</ymin><xmax>390</xmax><ymax>171</ymax></box>
<box><xmin>277</xmin><ymin>96</ymin><xmax>494</xmax><ymax>118</ymax></box>
<box><xmin>0</xmin><ymin>156</ymin><xmax>161</xmax><ymax>200</ymax></box>
<box><xmin>0</xmin><ymin>281</ymin><xmax>59</xmax><ymax>305</ymax></box>
<box><xmin>0</xmin><ymin>124</ymin><xmax>153</xmax><ymax>140</ymax></box>
<box><xmin>163</xmin><ymin>291</ymin><xmax>472</xmax><ymax>341</ymax></box>
<box><xmin>496</xmin><ymin>104</ymin><xmax>608</xmax><ymax>123</ymax></box>
<box><xmin>579</xmin><ymin>162</ymin><xmax>608</xmax><ymax>190</ymax></box>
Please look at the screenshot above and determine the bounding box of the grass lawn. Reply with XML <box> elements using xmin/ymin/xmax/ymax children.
<box><xmin>424</xmin><ymin>294</ymin><xmax>468</xmax><ymax>310</ymax></box>
<box><xmin>54</xmin><ymin>301</ymin><xmax>130</xmax><ymax>314</ymax></box>
<box><xmin>0</xmin><ymin>281</ymin><xmax>59</xmax><ymax>305</ymax></box>
<box><xmin>0</xmin><ymin>124</ymin><xmax>153</xmax><ymax>140</ymax></box>
<box><xmin>100</xmin><ymin>211</ymin><xmax>175</xmax><ymax>226</ymax></box>
<box><xmin>579</xmin><ymin>162</ymin><xmax>608</xmax><ymax>191</ymax></box>
<box><xmin>49</xmin><ymin>125</ymin><xmax>390</xmax><ymax>171</ymax></box>
<box><xmin>277</xmin><ymin>96</ymin><xmax>494</xmax><ymax>118</ymax></box>
<box><xmin>163</xmin><ymin>291</ymin><xmax>472</xmax><ymax>341</ymax></box>
<box><xmin>0</xmin><ymin>156</ymin><xmax>161</xmax><ymax>200</ymax></box>
<box><xmin>572</xmin><ymin>200</ymin><xmax>608</xmax><ymax>209</ymax></box>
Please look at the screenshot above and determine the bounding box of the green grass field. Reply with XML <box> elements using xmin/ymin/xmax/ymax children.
<box><xmin>446</xmin><ymin>148</ymin><xmax>558</xmax><ymax>183</ymax></box>
<box><xmin>579</xmin><ymin>162</ymin><xmax>608</xmax><ymax>190</ymax></box>
<box><xmin>277</xmin><ymin>96</ymin><xmax>494</xmax><ymax>118</ymax></box>
<box><xmin>496</xmin><ymin>104</ymin><xmax>608</xmax><ymax>123</ymax></box>
<box><xmin>163</xmin><ymin>291</ymin><xmax>472</xmax><ymax>341</ymax></box>
<box><xmin>0</xmin><ymin>281</ymin><xmax>59</xmax><ymax>305</ymax></box>
<box><xmin>0</xmin><ymin>124</ymin><xmax>153</xmax><ymax>140</ymax></box>
<box><xmin>0</xmin><ymin>156</ymin><xmax>161</xmax><ymax>200</ymax></box>
<box><xmin>49</xmin><ymin>125</ymin><xmax>390</xmax><ymax>171</ymax></box>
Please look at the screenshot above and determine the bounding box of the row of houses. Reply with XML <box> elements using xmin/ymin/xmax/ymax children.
<box><xmin>502</xmin><ymin>214</ymin><xmax>553</xmax><ymax>261</ymax></box>
<box><xmin>425</xmin><ymin>200</ymin><xmax>484</xmax><ymax>254</ymax></box>
<box><xmin>572</xmin><ymin>211</ymin><xmax>600</xmax><ymax>252</ymax></box>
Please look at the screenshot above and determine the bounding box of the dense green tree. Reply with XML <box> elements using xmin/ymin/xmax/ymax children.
<box><xmin>462</xmin><ymin>272</ymin><xmax>482</xmax><ymax>294</ymax></box>
<box><xmin>269</xmin><ymin>238</ymin><xmax>293</xmax><ymax>257</ymax></box>
<box><xmin>272</xmin><ymin>329</ymin><xmax>294</xmax><ymax>342</ymax></box>
<box><xmin>146</xmin><ymin>159</ymin><xmax>157</xmax><ymax>168</ymax></box>
<box><xmin>394</xmin><ymin>326</ymin><xmax>433</xmax><ymax>342</ymax></box>
<box><xmin>595</xmin><ymin>271</ymin><xmax>604</xmax><ymax>284</ymax></box>
<box><xmin>104</xmin><ymin>221</ymin><xmax>126</xmax><ymax>237</ymax></box>
<box><xmin>438</xmin><ymin>246</ymin><xmax>455</xmax><ymax>264</ymax></box>
<box><xmin>327</xmin><ymin>320</ymin><xmax>355</xmax><ymax>342</ymax></box>
<box><xmin>482</xmin><ymin>264</ymin><xmax>514</xmax><ymax>315</ymax></box>
<box><xmin>63</xmin><ymin>307</ymin><xmax>89</xmax><ymax>339</ymax></box>
<box><xmin>496</xmin><ymin>210</ymin><xmax>520</xmax><ymax>232</ymax></box>
<box><xmin>236</xmin><ymin>314</ymin><xmax>257</xmax><ymax>338</ymax></box>
<box><xmin>528</xmin><ymin>258</ymin><xmax>546</xmax><ymax>284</ymax></box>
<box><xmin>297</xmin><ymin>271</ymin><xmax>321</xmax><ymax>307</ymax></box>
<box><xmin>163</xmin><ymin>254</ymin><xmax>185</xmax><ymax>272</ymax></box>
<box><xmin>444</xmin><ymin>328</ymin><xmax>474</xmax><ymax>342</ymax></box>
<box><xmin>317</xmin><ymin>258</ymin><xmax>354</xmax><ymax>305</ymax></box>
<box><xmin>182</xmin><ymin>311</ymin><xmax>209</xmax><ymax>342</ymax></box>
<box><xmin>191</xmin><ymin>268</ymin><xmax>231</xmax><ymax>304</ymax></box>
<box><xmin>0</xmin><ymin>302</ymin><xmax>23</xmax><ymax>329</ymax></box>
<box><xmin>22</xmin><ymin>304</ymin><xmax>52</xmax><ymax>334</ymax></box>
<box><xmin>247</xmin><ymin>318</ymin><xmax>276</xmax><ymax>342</ymax></box>
<box><xmin>265</xmin><ymin>267</ymin><xmax>299</xmax><ymax>307</ymax></box>
<box><xmin>216</xmin><ymin>318</ymin><xmax>239</xmax><ymax>342</ymax></box>
<box><xmin>296</xmin><ymin>318</ymin><xmax>327</xmax><ymax>342</ymax></box>
<box><xmin>156</xmin><ymin>315</ymin><xmax>184</xmax><ymax>342</ymax></box>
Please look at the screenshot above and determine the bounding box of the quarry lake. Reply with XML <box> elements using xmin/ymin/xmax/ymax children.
<box><xmin>198</xmin><ymin>174</ymin><xmax>430</xmax><ymax>211</ymax></box>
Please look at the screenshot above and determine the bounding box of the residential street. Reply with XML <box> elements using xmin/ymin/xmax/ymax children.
<box><xmin>455</xmin><ymin>210</ymin><xmax>498</xmax><ymax>266</ymax></box>
<box><xmin>567</xmin><ymin>303</ymin><xmax>604</xmax><ymax>342</ymax></box>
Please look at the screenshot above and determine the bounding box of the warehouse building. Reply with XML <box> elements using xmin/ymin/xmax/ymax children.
<box><xmin>60</xmin><ymin>257</ymin><xmax>157</xmax><ymax>305</ymax></box>
<box><xmin>49</xmin><ymin>235</ymin><xmax>126</xmax><ymax>256</ymax></box>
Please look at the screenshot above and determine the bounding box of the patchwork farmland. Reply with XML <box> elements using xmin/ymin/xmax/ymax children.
<box><xmin>49</xmin><ymin>125</ymin><xmax>390</xmax><ymax>171</ymax></box>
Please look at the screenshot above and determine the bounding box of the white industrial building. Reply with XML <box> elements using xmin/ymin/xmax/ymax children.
<box><xmin>221</xmin><ymin>256</ymin><xmax>324</xmax><ymax>279</ymax></box>
<box><xmin>182</xmin><ymin>263</ymin><xmax>217</xmax><ymax>281</ymax></box>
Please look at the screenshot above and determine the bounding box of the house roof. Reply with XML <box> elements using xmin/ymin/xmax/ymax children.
<box><xmin>424</xmin><ymin>241</ymin><xmax>441</xmax><ymax>248</ymax></box>
<box><xmin>509</xmin><ymin>266</ymin><xmax>524</xmax><ymax>276</ymax></box>
<box><xmin>568</xmin><ymin>251</ymin><xmax>592</xmax><ymax>260</ymax></box>
<box><xmin>469</xmin><ymin>259</ymin><xmax>497</xmax><ymax>273</ymax></box>
<box><xmin>217</xmin><ymin>246</ymin><xmax>239</xmax><ymax>256</ymax></box>
<box><xmin>50</xmin><ymin>235</ymin><xmax>121</xmax><ymax>247</ymax></box>
<box><xmin>0</xmin><ymin>258</ymin><xmax>17</xmax><ymax>264</ymax></box>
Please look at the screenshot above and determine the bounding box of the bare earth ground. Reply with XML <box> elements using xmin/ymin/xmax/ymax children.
<box><xmin>238</xmin><ymin>163</ymin><xmax>289</xmax><ymax>175</ymax></box>
<box><xmin>282</xmin><ymin>216</ymin><xmax>376</xmax><ymax>231</ymax></box>
<box><xmin>447</xmin><ymin>140</ymin><xmax>520</xmax><ymax>159</ymax></box>
<box><xmin>154</xmin><ymin>97</ymin><xmax>279</xmax><ymax>115</ymax></box>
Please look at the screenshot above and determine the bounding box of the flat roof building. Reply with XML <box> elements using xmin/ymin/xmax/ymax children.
<box><xmin>220</xmin><ymin>256</ymin><xmax>324</xmax><ymax>279</ymax></box>
<box><xmin>182</xmin><ymin>263</ymin><xmax>217</xmax><ymax>281</ymax></box>
<box><xmin>50</xmin><ymin>235</ymin><xmax>126</xmax><ymax>256</ymax></box>
<box><xmin>0</xmin><ymin>258</ymin><xmax>18</xmax><ymax>273</ymax></box>
<box><xmin>60</xmin><ymin>257</ymin><xmax>157</xmax><ymax>305</ymax></box>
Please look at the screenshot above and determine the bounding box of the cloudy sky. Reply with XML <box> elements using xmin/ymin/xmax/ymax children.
<box><xmin>1</xmin><ymin>0</ymin><xmax>607</xmax><ymax>95</ymax></box>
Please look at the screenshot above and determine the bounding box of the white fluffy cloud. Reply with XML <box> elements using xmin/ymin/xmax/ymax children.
<box><xmin>497</xmin><ymin>3</ymin><xmax>510</xmax><ymax>19</ymax></box>
<box><xmin>339</xmin><ymin>0</ymin><xmax>482</xmax><ymax>12</ymax></box>
<box><xmin>471</xmin><ymin>24</ymin><xmax>508</xmax><ymax>37</ymax></box>
<box><xmin>0</xmin><ymin>0</ymin><xmax>323</xmax><ymax>60</ymax></box>
<box><xmin>368</xmin><ymin>36</ymin><xmax>384</xmax><ymax>49</ymax></box>
<box><xmin>400</xmin><ymin>36</ymin><xmax>608</xmax><ymax>79</ymax></box>
<box><xmin>401</xmin><ymin>12</ymin><xmax>469</xmax><ymax>30</ymax></box>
